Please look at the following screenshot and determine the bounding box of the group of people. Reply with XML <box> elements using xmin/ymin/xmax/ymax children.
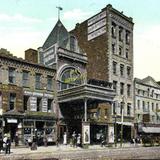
<box><xmin>63</xmin><ymin>131</ymin><xmax>81</xmax><ymax>147</ymax></box>
<box><xmin>0</xmin><ymin>134</ymin><xmax>11</xmax><ymax>154</ymax></box>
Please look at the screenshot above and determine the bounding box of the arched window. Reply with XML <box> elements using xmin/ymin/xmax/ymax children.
<box><xmin>60</xmin><ymin>68</ymin><xmax>82</xmax><ymax>90</ymax></box>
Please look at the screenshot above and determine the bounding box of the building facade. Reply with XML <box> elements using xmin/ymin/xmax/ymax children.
<box><xmin>0</xmin><ymin>48</ymin><xmax>57</xmax><ymax>144</ymax></box>
<box><xmin>72</xmin><ymin>4</ymin><xmax>134</xmax><ymax>140</ymax></box>
<box><xmin>134</xmin><ymin>76</ymin><xmax>160</xmax><ymax>137</ymax></box>
<box><xmin>37</xmin><ymin>20</ymin><xmax>116</xmax><ymax>144</ymax></box>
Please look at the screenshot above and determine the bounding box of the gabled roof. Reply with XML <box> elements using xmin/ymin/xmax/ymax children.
<box><xmin>135</xmin><ymin>76</ymin><xmax>160</xmax><ymax>89</ymax></box>
<box><xmin>43</xmin><ymin>20</ymin><xmax>69</xmax><ymax>49</ymax></box>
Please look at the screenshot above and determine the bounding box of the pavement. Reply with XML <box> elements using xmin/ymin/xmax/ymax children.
<box><xmin>0</xmin><ymin>143</ymin><xmax>143</xmax><ymax>159</ymax></box>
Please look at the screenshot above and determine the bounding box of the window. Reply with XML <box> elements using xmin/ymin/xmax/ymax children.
<box><xmin>47</xmin><ymin>99</ymin><xmax>53</xmax><ymax>112</ymax></box>
<box><xmin>120</xmin><ymin>82</ymin><xmax>124</xmax><ymax>95</ymax></box>
<box><xmin>125</xmin><ymin>49</ymin><xmax>129</xmax><ymax>59</ymax></box>
<box><xmin>9</xmin><ymin>67</ymin><xmax>16</xmax><ymax>84</ymax></box>
<box><xmin>112</xmin><ymin>61</ymin><xmax>117</xmax><ymax>74</ymax></box>
<box><xmin>60</xmin><ymin>68</ymin><xmax>82</xmax><ymax>90</ymax></box>
<box><xmin>113</xmin><ymin>81</ymin><xmax>117</xmax><ymax>93</ymax></box>
<box><xmin>120</xmin><ymin>102</ymin><xmax>124</xmax><ymax>115</ymax></box>
<box><xmin>37</xmin><ymin>97</ymin><xmax>42</xmax><ymax>111</ymax></box>
<box><xmin>23</xmin><ymin>96</ymin><xmax>29</xmax><ymax>111</ymax></box>
<box><xmin>35</xmin><ymin>73</ymin><xmax>41</xmax><ymax>89</ymax></box>
<box><xmin>137</xmin><ymin>100</ymin><xmax>140</xmax><ymax>110</ymax></box>
<box><xmin>147</xmin><ymin>102</ymin><xmax>150</xmax><ymax>111</ymax></box>
<box><xmin>47</xmin><ymin>76</ymin><xmax>53</xmax><ymax>90</ymax></box>
<box><xmin>70</xmin><ymin>36</ymin><xmax>76</xmax><ymax>52</ymax></box>
<box><xmin>127</xmin><ymin>66</ymin><xmax>131</xmax><ymax>77</ymax></box>
<box><xmin>119</xmin><ymin>27</ymin><xmax>123</xmax><ymax>41</ymax></box>
<box><xmin>138</xmin><ymin>89</ymin><xmax>140</xmax><ymax>95</ymax></box>
<box><xmin>111</xmin><ymin>22</ymin><xmax>116</xmax><ymax>38</ymax></box>
<box><xmin>156</xmin><ymin>103</ymin><xmax>158</xmax><ymax>112</ymax></box>
<box><xmin>9</xmin><ymin>93</ymin><xmax>16</xmax><ymax>110</ymax></box>
<box><xmin>143</xmin><ymin>90</ymin><xmax>145</xmax><ymax>96</ymax></box>
<box><xmin>143</xmin><ymin>101</ymin><xmax>145</xmax><ymax>112</ymax></box>
<box><xmin>127</xmin><ymin>103</ymin><xmax>131</xmax><ymax>115</ymax></box>
<box><xmin>126</xmin><ymin>31</ymin><xmax>130</xmax><ymax>44</ymax></box>
<box><xmin>127</xmin><ymin>84</ymin><xmax>131</xmax><ymax>97</ymax></box>
<box><xmin>112</xmin><ymin>43</ymin><xmax>116</xmax><ymax>54</ymax></box>
<box><xmin>120</xmin><ymin>64</ymin><xmax>124</xmax><ymax>76</ymax></box>
<box><xmin>152</xmin><ymin>103</ymin><xmax>154</xmax><ymax>111</ymax></box>
<box><xmin>119</xmin><ymin>46</ymin><xmax>123</xmax><ymax>56</ymax></box>
<box><xmin>113</xmin><ymin>102</ymin><xmax>116</xmax><ymax>114</ymax></box>
<box><xmin>22</xmin><ymin>71</ymin><xmax>29</xmax><ymax>87</ymax></box>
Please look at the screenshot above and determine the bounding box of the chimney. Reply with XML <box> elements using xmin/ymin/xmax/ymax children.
<box><xmin>25</xmin><ymin>48</ymin><xmax>38</xmax><ymax>63</ymax></box>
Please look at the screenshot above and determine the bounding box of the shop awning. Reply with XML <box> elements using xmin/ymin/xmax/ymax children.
<box><xmin>142</xmin><ymin>127</ymin><xmax>160</xmax><ymax>133</ymax></box>
<box><xmin>117</xmin><ymin>122</ymin><xmax>134</xmax><ymax>126</ymax></box>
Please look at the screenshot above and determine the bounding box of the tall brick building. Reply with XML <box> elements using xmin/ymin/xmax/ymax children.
<box><xmin>72</xmin><ymin>4</ymin><xmax>134</xmax><ymax>140</ymax></box>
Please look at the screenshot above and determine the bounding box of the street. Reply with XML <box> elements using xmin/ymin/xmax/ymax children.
<box><xmin>0</xmin><ymin>145</ymin><xmax>160</xmax><ymax>160</ymax></box>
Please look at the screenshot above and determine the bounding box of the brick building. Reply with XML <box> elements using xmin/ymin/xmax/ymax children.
<box><xmin>71</xmin><ymin>4</ymin><xmax>134</xmax><ymax>141</ymax></box>
<box><xmin>0</xmin><ymin>48</ymin><xmax>57</xmax><ymax>144</ymax></box>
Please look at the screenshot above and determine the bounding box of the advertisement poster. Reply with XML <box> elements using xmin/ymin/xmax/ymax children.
<box><xmin>108</xmin><ymin>126</ymin><xmax>114</xmax><ymax>143</ymax></box>
<box><xmin>82</xmin><ymin>123</ymin><xmax>90</xmax><ymax>144</ymax></box>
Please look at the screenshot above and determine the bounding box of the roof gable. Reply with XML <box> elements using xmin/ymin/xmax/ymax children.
<box><xmin>43</xmin><ymin>20</ymin><xmax>69</xmax><ymax>49</ymax></box>
<box><xmin>142</xmin><ymin>76</ymin><xmax>160</xmax><ymax>88</ymax></box>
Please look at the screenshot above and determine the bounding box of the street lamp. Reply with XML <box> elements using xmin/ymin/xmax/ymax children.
<box><xmin>114</xmin><ymin>112</ymin><xmax>117</xmax><ymax>147</ymax></box>
<box><xmin>120</xmin><ymin>96</ymin><xmax>124</xmax><ymax>147</ymax></box>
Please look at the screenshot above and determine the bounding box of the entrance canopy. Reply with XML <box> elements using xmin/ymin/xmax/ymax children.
<box><xmin>57</xmin><ymin>83</ymin><xmax>115</xmax><ymax>103</ymax></box>
<box><xmin>142</xmin><ymin>127</ymin><xmax>160</xmax><ymax>133</ymax></box>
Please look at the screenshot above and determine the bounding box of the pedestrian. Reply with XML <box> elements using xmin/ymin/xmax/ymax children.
<box><xmin>63</xmin><ymin>132</ymin><xmax>67</xmax><ymax>145</ymax></box>
<box><xmin>14</xmin><ymin>133</ymin><xmax>19</xmax><ymax>147</ymax></box>
<box><xmin>3</xmin><ymin>134</ymin><xmax>7</xmax><ymax>152</ymax></box>
<box><xmin>31</xmin><ymin>136</ymin><xmax>37</xmax><ymax>150</ymax></box>
<box><xmin>100</xmin><ymin>134</ymin><xmax>105</xmax><ymax>147</ymax></box>
<box><xmin>72</xmin><ymin>131</ymin><xmax>76</xmax><ymax>147</ymax></box>
<box><xmin>43</xmin><ymin>135</ymin><xmax>48</xmax><ymax>147</ymax></box>
<box><xmin>0</xmin><ymin>135</ymin><xmax>3</xmax><ymax>153</ymax></box>
<box><xmin>77</xmin><ymin>134</ymin><xmax>81</xmax><ymax>147</ymax></box>
<box><xmin>56</xmin><ymin>136</ymin><xmax>59</xmax><ymax>147</ymax></box>
<box><xmin>5</xmin><ymin>135</ymin><xmax>11</xmax><ymax>154</ymax></box>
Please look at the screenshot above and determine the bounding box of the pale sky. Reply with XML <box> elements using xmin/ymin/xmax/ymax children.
<box><xmin>0</xmin><ymin>0</ymin><xmax>160</xmax><ymax>81</ymax></box>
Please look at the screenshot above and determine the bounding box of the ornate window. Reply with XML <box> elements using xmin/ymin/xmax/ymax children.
<box><xmin>60</xmin><ymin>68</ymin><xmax>82</xmax><ymax>90</ymax></box>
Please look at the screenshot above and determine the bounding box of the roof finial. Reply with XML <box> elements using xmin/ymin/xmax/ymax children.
<box><xmin>56</xmin><ymin>6</ymin><xmax>63</xmax><ymax>20</ymax></box>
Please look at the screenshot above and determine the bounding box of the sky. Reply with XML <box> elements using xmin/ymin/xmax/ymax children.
<box><xmin>0</xmin><ymin>0</ymin><xmax>160</xmax><ymax>81</ymax></box>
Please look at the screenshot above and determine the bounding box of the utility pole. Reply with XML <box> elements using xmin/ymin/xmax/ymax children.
<box><xmin>120</xmin><ymin>96</ymin><xmax>124</xmax><ymax>147</ymax></box>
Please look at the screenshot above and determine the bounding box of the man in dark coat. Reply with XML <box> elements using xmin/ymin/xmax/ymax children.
<box><xmin>5</xmin><ymin>136</ymin><xmax>11</xmax><ymax>154</ymax></box>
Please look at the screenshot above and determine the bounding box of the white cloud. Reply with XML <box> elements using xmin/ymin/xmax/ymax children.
<box><xmin>134</xmin><ymin>24</ymin><xmax>160</xmax><ymax>80</ymax></box>
<box><xmin>63</xmin><ymin>9</ymin><xmax>92</xmax><ymax>21</ymax></box>
<box><xmin>0</xmin><ymin>13</ymin><xmax>42</xmax><ymax>23</ymax></box>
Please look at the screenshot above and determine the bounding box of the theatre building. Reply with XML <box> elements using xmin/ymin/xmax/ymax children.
<box><xmin>38</xmin><ymin>20</ymin><xmax>115</xmax><ymax>144</ymax></box>
<box><xmin>72</xmin><ymin>4</ymin><xmax>134</xmax><ymax>141</ymax></box>
<box><xmin>0</xmin><ymin>48</ymin><xmax>57</xmax><ymax>144</ymax></box>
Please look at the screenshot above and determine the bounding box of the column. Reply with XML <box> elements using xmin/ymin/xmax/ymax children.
<box><xmin>84</xmin><ymin>98</ymin><xmax>87</xmax><ymax>122</ymax></box>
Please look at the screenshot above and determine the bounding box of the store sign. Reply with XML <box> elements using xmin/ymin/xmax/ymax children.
<box><xmin>88</xmin><ymin>11</ymin><xmax>106</xmax><ymax>26</ymax></box>
<box><xmin>42</xmin><ymin>98</ymin><xmax>48</xmax><ymax>112</ymax></box>
<box><xmin>82</xmin><ymin>123</ymin><xmax>90</xmax><ymax>144</ymax></box>
<box><xmin>87</xmin><ymin>11</ymin><xmax>106</xmax><ymax>41</ymax></box>
<box><xmin>88</xmin><ymin>26</ymin><xmax>106</xmax><ymax>41</ymax></box>
<box><xmin>7</xmin><ymin>118</ymin><xmax>17</xmax><ymax>123</ymax></box>
<box><xmin>108</xmin><ymin>126</ymin><xmax>114</xmax><ymax>143</ymax></box>
<box><xmin>30</xmin><ymin>97</ymin><xmax>37</xmax><ymax>111</ymax></box>
<box><xmin>43</xmin><ymin>45</ymin><xmax>56</xmax><ymax>66</ymax></box>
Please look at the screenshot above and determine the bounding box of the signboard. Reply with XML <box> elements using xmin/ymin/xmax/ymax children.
<box><xmin>88</xmin><ymin>11</ymin><xmax>106</xmax><ymax>26</ymax></box>
<box><xmin>7</xmin><ymin>118</ymin><xmax>17</xmax><ymax>123</ymax></box>
<box><xmin>42</xmin><ymin>97</ymin><xmax>48</xmax><ymax>112</ymax></box>
<box><xmin>82</xmin><ymin>123</ymin><xmax>90</xmax><ymax>144</ymax></box>
<box><xmin>43</xmin><ymin>45</ymin><xmax>56</xmax><ymax>66</ymax></box>
<box><xmin>87</xmin><ymin>11</ymin><xmax>106</xmax><ymax>41</ymax></box>
<box><xmin>88</xmin><ymin>26</ymin><xmax>106</xmax><ymax>41</ymax></box>
<box><xmin>108</xmin><ymin>126</ymin><xmax>114</xmax><ymax>143</ymax></box>
<box><xmin>30</xmin><ymin>97</ymin><xmax>37</xmax><ymax>111</ymax></box>
<box><xmin>88</xmin><ymin>18</ymin><xmax>106</xmax><ymax>34</ymax></box>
